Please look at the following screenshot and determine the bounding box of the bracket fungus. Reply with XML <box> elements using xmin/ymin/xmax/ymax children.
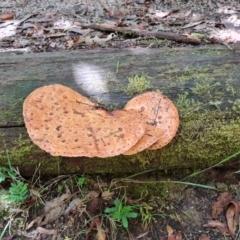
<box><xmin>23</xmin><ymin>84</ymin><xmax>147</xmax><ymax>158</ymax></box>
<box><xmin>123</xmin><ymin>91</ymin><xmax>179</xmax><ymax>151</ymax></box>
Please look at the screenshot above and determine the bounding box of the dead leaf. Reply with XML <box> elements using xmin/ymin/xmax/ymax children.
<box><xmin>47</xmin><ymin>33</ymin><xmax>66</xmax><ymax>38</ymax></box>
<box><xmin>41</xmin><ymin>193</ymin><xmax>71</xmax><ymax>225</ymax></box>
<box><xmin>67</xmin><ymin>27</ymin><xmax>92</xmax><ymax>35</ymax></box>
<box><xmin>32</xmin><ymin>24</ymin><xmax>44</xmax><ymax>36</ymax></box>
<box><xmin>49</xmin><ymin>42</ymin><xmax>57</xmax><ymax>48</ymax></box>
<box><xmin>154</xmin><ymin>11</ymin><xmax>171</xmax><ymax>19</ymax></box>
<box><xmin>189</xmin><ymin>14</ymin><xmax>207</xmax><ymax>23</ymax></box>
<box><xmin>226</xmin><ymin>201</ymin><xmax>239</xmax><ymax>235</ymax></box>
<box><xmin>167</xmin><ymin>231</ymin><xmax>182</xmax><ymax>240</ymax></box>
<box><xmin>136</xmin><ymin>231</ymin><xmax>149</xmax><ymax>239</ymax></box>
<box><xmin>176</xmin><ymin>232</ymin><xmax>182</xmax><ymax>240</ymax></box>
<box><xmin>0</xmin><ymin>14</ymin><xmax>33</xmax><ymax>29</ymax></box>
<box><xmin>102</xmin><ymin>191</ymin><xmax>114</xmax><ymax>201</ymax></box>
<box><xmin>25</xmin><ymin>17</ymin><xmax>55</xmax><ymax>23</ymax></box>
<box><xmin>37</xmin><ymin>226</ymin><xmax>58</xmax><ymax>235</ymax></box>
<box><xmin>85</xmin><ymin>191</ymin><xmax>100</xmax><ymax>201</ymax></box>
<box><xmin>14</xmin><ymin>14</ymin><xmax>35</xmax><ymax>26</ymax></box>
<box><xmin>26</xmin><ymin>192</ymin><xmax>71</xmax><ymax>229</ymax></box>
<box><xmin>86</xmin><ymin>217</ymin><xmax>106</xmax><ymax>240</ymax></box>
<box><xmin>85</xmin><ymin>33</ymin><xmax>116</xmax><ymax>46</ymax></box>
<box><xmin>104</xmin><ymin>8</ymin><xmax>130</xmax><ymax>18</ymax></box>
<box><xmin>26</xmin><ymin>216</ymin><xmax>43</xmax><ymax>230</ymax></box>
<box><xmin>170</xmin><ymin>8</ymin><xmax>191</xmax><ymax>19</ymax></box>
<box><xmin>2</xmin><ymin>236</ymin><xmax>14</xmax><ymax>240</ymax></box>
<box><xmin>182</xmin><ymin>21</ymin><xmax>204</xmax><ymax>29</ymax></box>
<box><xmin>95</xmin><ymin>218</ymin><xmax>106</xmax><ymax>240</ymax></box>
<box><xmin>203</xmin><ymin>220</ymin><xmax>230</xmax><ymax>234</ymax></box>
<box><xmin>193</xmin><ymin>23</ymin><xmax>207</xmax><ymax>30</ymax></box>
<box><xmin>167</xmin><ymin>225</ymin><xmax>174</xmax><ymax>235</ymax></box>
<box><xmin>65</xmin><ymin>198</ymin><xmax>84</xmax><ymax>215</ymax></box>
<box><xmin>65</xmin><ymin>39</ymin><xmax>74</xmax><ymax>49</ymax></box>
<box><xmin>198</xmin><ymin>233</ymin><xmax>210</xmax><ymax>240</ymax></box>
<box><xmin>37</xmin><ymin>227</ymin><xmax>58</xmax><ymax>240</ymax></box>
<box><xmin>0</xmin><ymin>13</ymin><xmax>14</xmax><ymax>20</ymax></box>
<box><xmin>86</xmin><ymin>197</ymin><xmax>103</xmax><ymax>215</ymax></box>
<box><xmin>211</xmin><ymin>192</ymin><xmax>233</xmax><ymax>219</ymax></box>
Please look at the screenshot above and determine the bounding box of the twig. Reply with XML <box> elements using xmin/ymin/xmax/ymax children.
<box><xmin>79</xmin><ymin>23</ymin><xmax>201</xmax><ymax>45</ymax></box>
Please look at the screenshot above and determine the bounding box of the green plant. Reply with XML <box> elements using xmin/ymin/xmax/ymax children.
<box><xmin>1</xmin><ymin>143</ymin><xmax>29</xmax><ymax>203</ymax></box>
<box><xmin>105</xmin><ymin>198</ymin><xmax>138</xmax><ymax>228</ymax></box>
<box><xmin>57</xmin><ymin>183</ymin><xmax>64</xmax><ymax>192</ymax></box>
<box><xmin>0</xmin><ymin>166</ymin><xmax>18</xmax><ymax>182</ymax></box>
<box><xmin>4</xmin><ymin>180</ymin><xmax>29</xmax><ymax>203</ymax></box>
<box><xmin>183</xmin><ymin>150</ymin><xmax>240</xmax><ymax>180</ymax></box>
<box><xmin>77</xmin><ymin>176</ymin><xmax>87</xmax><ymax>187</ymax></box>
<box><xmin>118</xmin><ymin>74</ymin><xmax>153</xmax><ymax>95</ymax></box>
<box><xmin>140</xmin><ymin>203</ymin><xmax>155</xmax><ymax>228</ymax></box>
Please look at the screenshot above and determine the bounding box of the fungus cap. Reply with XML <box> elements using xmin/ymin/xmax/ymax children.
<box><xmin>123</xmin><ymin>91</ymin><xmax>179</xmax><ymax>150</ymax></box>
<box><xmin>123</xmin><ymin>123</ymin><xmax>164</xmax><ymax>155</ymax></box>
<box><xmin>23</xmin><ymin>84</ymin><xmax>146</xmax><ymax>158</ymax></box>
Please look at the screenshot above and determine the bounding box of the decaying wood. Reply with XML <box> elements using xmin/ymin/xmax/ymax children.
<box><xmin>1</xmin><ymin>45</ymin><xmax>240</xmax><ymax>176</ymax></box>
<box><xmin>80</xmin><ymin>23</ymin><xmax>201</xmax><ymax>44</ymax></box>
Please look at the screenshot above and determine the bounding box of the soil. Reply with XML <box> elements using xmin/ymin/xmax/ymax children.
<box><xmin>1</xmin><ymin>0</ymin><xmax>240</xmax><ymax>240</ymax></box>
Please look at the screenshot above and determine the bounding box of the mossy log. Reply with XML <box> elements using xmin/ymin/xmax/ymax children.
<box><xmin>1</xmin><ymin>46</ymin><xmax>240</xmax><ymax>176</ymax></box>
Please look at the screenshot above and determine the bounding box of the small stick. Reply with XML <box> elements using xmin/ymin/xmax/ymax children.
<box><xmin>79</xmin><ymin>23</ymin><xmax>201</xmax><ymax>45</ymax></box>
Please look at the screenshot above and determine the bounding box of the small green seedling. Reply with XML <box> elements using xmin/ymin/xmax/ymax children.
<box><xmin>5</xmin><ymin>180</ymin><xmax>29</xmax><ymax>203</ymax></box>
<box><xmin>57</xmin><ymin>184</ymin><xmax>64</xmax><ymax>192</ymax></box>
<box><xmin>77</xmin><ymin>176</ymin><xmax>86</xmax><ymax>187</ymax></box>
<box><xmin>0</xmin><ymin>167</ymin><xmax>18</xmax><ymax>183</ymax></box>
<box><xmin>105</xmin><ymin>198</ymin><xmax>138</xmax><ymax>228</ymax></box>
<box><xmin>0</xmin><ymin>166</ymin><xmax>29</xmax><ymax>203</ymax></box>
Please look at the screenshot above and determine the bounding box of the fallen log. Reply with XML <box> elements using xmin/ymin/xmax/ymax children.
<box><xmin>1</xmin><ymin>46</ymin><xmax>240</xmax><ymax>176</ymax></box>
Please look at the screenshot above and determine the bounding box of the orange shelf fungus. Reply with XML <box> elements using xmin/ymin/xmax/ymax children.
<box><xmin>123</xmin><ymin>91</ymin><xmax>179</xmax><ymax>152</ymax></box>
<box><xmin>23</xmin><ymin>85</ymin><xmax>179</xmax><ymax>158</ymax></box>
<box><xmin>23</xmin><ymin>84</ymin><xmax>146</xmax><ymax>158</ymax></box>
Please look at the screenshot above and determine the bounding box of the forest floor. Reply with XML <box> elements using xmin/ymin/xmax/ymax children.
<box><xmin>0</xmin><ymin>0</ymin><xmax>240</xmax><ymax>51</ymax></box>
<box><xmin>1</xmin><ymin>0</ymin><xmax>240</xmax><ymax>240</ymax></box>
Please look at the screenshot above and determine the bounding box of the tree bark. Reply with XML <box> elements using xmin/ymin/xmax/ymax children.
<box><xmin>1</xmin><ymin>45</ymin><xmax>240</xmax><ymax>176</ymax></box>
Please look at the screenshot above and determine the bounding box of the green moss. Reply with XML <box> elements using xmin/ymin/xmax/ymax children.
<box><xmin>232</xmin><ymin>99</ymin><xmax>240</xmax><ymax>114</ymax></box>
<box><xmin>0</xmin><ymin>96</ymin><xmax>24</xmax><ymax>124</ymax></box>
<box><xmin>0</xmin><ymin>134</ymin><xmax>64</xmax><ymax>175</ymax></box>
<box><xmin>0</xmin><ymin>80</ymin><xmax>43</xmax><ymax>125</ymax></box>
<box><xmin>118</xmin><ymin>74</ymin><xmax>154</xmax><ymax>95</ymax></box>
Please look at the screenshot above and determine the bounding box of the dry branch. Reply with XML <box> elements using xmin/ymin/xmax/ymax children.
<box><xmin>80</xmin><ymin>23</ymin><xmax>201</xmax><ymax>44</ymax></box>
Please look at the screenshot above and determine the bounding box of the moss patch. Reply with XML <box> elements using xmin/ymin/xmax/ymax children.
<box><xmin>0</xmin><ymin>81</ymin><xmax>42</xmax><ymax>125</ymax></box>
<box><xmin>117</xmin><ymin>74</ymin><xmax>154</xmax><ymax>95</ymax></box>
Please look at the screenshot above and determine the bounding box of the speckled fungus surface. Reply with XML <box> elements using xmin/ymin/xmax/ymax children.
<box><xmin>123</xmin><ymin>123</ymin><xmax>164</xmax><ymax>155</ymax></box>
<box><xmin>23</xmin><ymin>84</ymin><xmax>146</xmax><ymax>158</ymax></box>
<box><xmin>123</xmin><ymin>91</ymin><xmax>179</xmax><ymax>151</ymax></box>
